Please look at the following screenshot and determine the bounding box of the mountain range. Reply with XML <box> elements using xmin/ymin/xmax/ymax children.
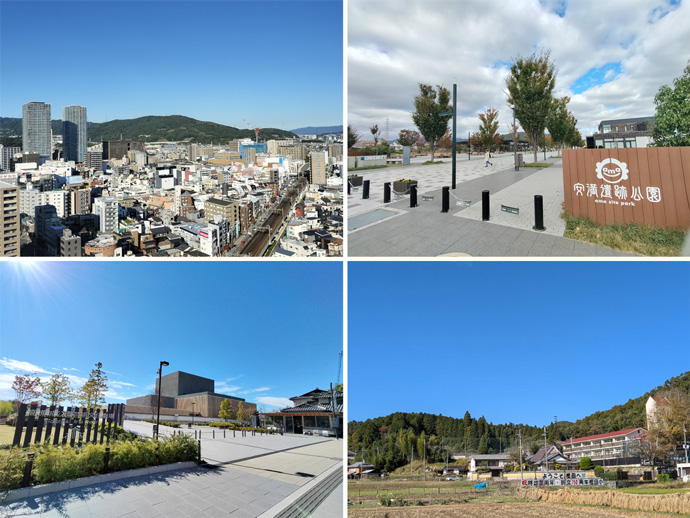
<box><xmin>290</xmin><ymin>125</ymin><xmax>343</xmax><ymax>135</ymax></box>
<box><xmin>0</xmin><ymin>115</ymin><xmax>328</xmax><ymax>144</ymax></box>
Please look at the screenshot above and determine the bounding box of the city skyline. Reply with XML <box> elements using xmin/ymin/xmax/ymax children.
<box><xmin>0</xmin><ymin>1</ymin><xmax>343</xmax><ymax>130</ymax></box>
<box><xmin>349</xmin><ymin>261</ymin><xmax>690</xmax><ymax>426</ymax></box>
<box><xmin>0</xmin><ymin>261</ymin><xmax>344</xmax><ymax>410</ymax></box>
<box><xmin>349</xmin><ymin>0</ymin><xmax>690</xmax><ymax>141</ymax></box>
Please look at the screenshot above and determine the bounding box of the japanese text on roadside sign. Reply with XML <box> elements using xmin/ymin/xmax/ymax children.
<box><xmin>573</xmin><ymin>158</ymin><xmax>661</xmax><ymax>207</ymax></box>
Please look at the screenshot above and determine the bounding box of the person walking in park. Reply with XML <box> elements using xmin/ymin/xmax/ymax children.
<box><xmin>485</xmin><ymin>150</ymin><xmax>493</xmax><ymax>167</ymax></box>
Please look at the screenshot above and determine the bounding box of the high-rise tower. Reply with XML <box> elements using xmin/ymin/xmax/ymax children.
<box><xmin>62</xmin><ymin>105</ymin><xmax>87</xmax><ymax>163</ymax></box>
<box><xmin>22</xmin><ymin>102</ymin><xmax>52</xmax><ymax>157</ymax></box>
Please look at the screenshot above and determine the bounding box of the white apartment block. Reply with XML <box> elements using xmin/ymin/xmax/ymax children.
<box><xmin>93</xmin><ymin>197</ymin><xmax>119</xmax><ymax>233</ymax></box>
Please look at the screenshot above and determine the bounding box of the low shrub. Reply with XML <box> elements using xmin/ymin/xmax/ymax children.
<box><xmin>0</xmin><ymin>447</ymin><xmax>27</xmax><ymax>491</ymax></box>
<box><xmin>1</xmin><ymin>434</ymin><xmax>199</xmax><ymax>490</ymax></box>
<box><xmin>195</xmin><ymin>422</ymin><xmax>271</xmax><ymax>433</ymax></box>
<box><xmin>657</xmin><ymin>473</ymin><xmax>672</xmax><ymax>483</ymax></box>
<box><xmin>141</xmin><ymin>418</ymin><xmax>181</xmax><ymax>428</ymax></box>
<box><xmin>379</xmin><ymin>496</ymin><xmax>391</xmax><ymax>507</ymax></box>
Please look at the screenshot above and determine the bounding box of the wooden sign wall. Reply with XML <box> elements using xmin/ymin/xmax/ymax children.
<box><xmin>562</xmin><ymin>147</ymin><xmax>690</xmax><ymax>229</ymax></box>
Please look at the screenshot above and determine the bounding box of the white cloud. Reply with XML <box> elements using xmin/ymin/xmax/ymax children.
<box><xmin>349</xmin><ymin>0</ymin><xmax>690</xmax><ymax>138</ymax></box>
<box><xmin>256</xmin><ymin>396</ymin><xmax>293</xmax><ymax>409</ymax></box>
<box><xmin>216</xmin><ymin>384</ymin><xmax>241</xmax><ymax>394</ymax></box>
<box><xmin>0</xmin><ymin>358</ymin><xmax>52</xmax><ymax>374</ymax></box>
<box><xmin>110</xmin><ymin>381</ymin><xmax>136</xmax><ymax>389</ymax></box>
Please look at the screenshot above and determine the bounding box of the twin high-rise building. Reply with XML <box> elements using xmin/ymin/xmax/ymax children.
<box><xmin>22</xmin><ymin>102</ymin><xmax>88</xmax><ymax>163</ymax></box>
<box><xmin>62</xmin><ymin>105</ymin><xmax>87</xmax><ymax>163</ymax></box>
<box><xmin>22</xmin><ymin>102</ymin><xmax>52</xmax><ymax>158</ymax></box>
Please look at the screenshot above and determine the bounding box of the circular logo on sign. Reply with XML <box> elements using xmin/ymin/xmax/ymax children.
<box><xmin>595</xmin><ymin>158</ymin><xmax>629</xmax><ymax>184</ymax></box>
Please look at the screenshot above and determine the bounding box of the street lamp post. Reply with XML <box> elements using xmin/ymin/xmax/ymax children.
<box><xmin>192</xmin><ymin>402</ymin><xmax>195</xmax><ymax>427</ymax></box>
<box><xmin>156</xmin><ymin>361</ymin><xmax>169</xmax><ymax>439</ymax></box>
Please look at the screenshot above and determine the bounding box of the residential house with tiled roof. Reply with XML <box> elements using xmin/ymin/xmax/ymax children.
<box><xmin>266</xmin><ymin>388</ymin><xmax>343</xmax><ymax>437</ymax></box>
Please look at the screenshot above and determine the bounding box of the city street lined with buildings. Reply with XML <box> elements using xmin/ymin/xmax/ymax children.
<box><xmin>0</xmin><ymin>102</ymin><xmax>343</xmax><ymax>258</ymax></box>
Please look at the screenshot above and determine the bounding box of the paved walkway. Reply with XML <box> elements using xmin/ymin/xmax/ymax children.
<box><xmin>349</xmin><ymin>154</ymin><xmax>633</xmax><ymax>257</ymax></box>
<box><xmin>1</xmin><ymin>433</ymin><xmax>343</xmax><ymax>517</ymax></box>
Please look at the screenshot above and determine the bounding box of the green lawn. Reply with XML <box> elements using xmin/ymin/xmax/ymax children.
<box><xmin>0</xmin><ymin>424</ymin><xmax>17</xmax><ymax>445</ymax></box>
<box><xmin>563</xmin><ymin>212</ymin><xmax>685</xmax><ymax>256</ymax></box>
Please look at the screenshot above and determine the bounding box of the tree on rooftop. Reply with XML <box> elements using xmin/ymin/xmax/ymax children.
<box><xmin>75</xmin><ymin>362</ymin><xmax>108</xmax><ymax>409</ymax></box>
<box><xmin>412</xmin><ymin>83</ymin><xmax>452</xmax><ymax>162</ymax></box>
<box><xmin>506</xmin><ymin>50</ymin><xmax>557</xmax><ymax>163</ymax></box>
<box><xmin>652</xmin><ymin>60</ymin><xmax>690</xmax><ymax>147</ymax></box>
<box><xmin>12</xmin><ymin>374</ymin><xmax>41</xmax><ymax>409</ymax></box>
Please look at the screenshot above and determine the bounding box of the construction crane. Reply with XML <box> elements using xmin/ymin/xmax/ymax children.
<box><xmin>243</xmin><ymin>119</ymin><xmax>260</xmax><ymax>144</ymax></box>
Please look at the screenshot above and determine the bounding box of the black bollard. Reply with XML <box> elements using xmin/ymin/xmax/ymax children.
<box><xmin>383</xmin><ymin>182</ymin><xmax>391</xmax><ymax>203</ymax></box>
<box><xmin>410</xmin><ymin>184</ymin><xmax>417</xmax><ymax>208</ymax></box>
<box><xmin>197</xmin><ymin>440</ymin><xmax>201</xmax><ymax>462</ymax></box>
<box><xmin>533</xmin><ymin>195</ymin><xmax>545</xmax><ymax>231</ymax></box>
<box><xmin>347</xmin><ymin>181</ymin><xmax>351</xmax><ymax>195</ymax></box>
<box><xmin>482</xmin><ymin>190</ymin><xmax>490</xmax><ymax>221</ymax></box>
<box><xmin>22</xmin><ymin>453</ymin><xmax>35</xmax><ymax>488</ymax></box>
<box><xmin>213</xmin><ymin>429</ymin><xmax>215</xmax><ymax>439</ymax></box>
<box><xmin>362</xmin><ymin>180</ymin><xmax>370</xmax><ymax>199</ymax></box>
<box><xmin>103</xmin><ymin>446</ymin><xmax>110</xmax><ymax>473</ymax></box>
<box><xmin>224</xmin><ymin>430</ymin><xmax>226</xmax><ymax>439</ymax></box>
<box><xmin>442</xmin><ymin>186</ymin><xmax>450</xmax><ymax>213</ymax></box>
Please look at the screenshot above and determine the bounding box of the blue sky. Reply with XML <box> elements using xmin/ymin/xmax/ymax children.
<box><xmin>349</xmin><ymin>0</ymin><xmax>689</xmax><ymax>139</ymax></box>
<box><xmin>0</xmin><ymin>0</ymin><xmax>343</xmax><ymax>130</ymax></box>
<box><xmin>349</xmin><ymin>261</ymin><xmax>690</xmax><ymax>427</ymax></box>
<box><xmin>0</xmin><ymin>261</ymin><xmax>343</xmax><ymax>410</ymax></box>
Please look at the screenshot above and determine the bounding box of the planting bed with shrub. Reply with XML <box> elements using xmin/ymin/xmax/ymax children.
<box><xmin>0</xmin><ymin>434</ymin><xmax>198</xmax><ymax>492</ymax></box>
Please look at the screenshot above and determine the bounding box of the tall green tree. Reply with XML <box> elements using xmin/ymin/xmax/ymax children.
<box><xmin>41</xmin><ymin>373</ymin><xmax>73</xmax><ymax>406</ymax></box>
<box><xmin>547</xmin><ymin>96</ymin><xmax>571</xmax><ymax>155</ymax></box>
<box><xmin>412</xmin><ymin>83</ymin><xmax>452</xmax><ymax>162</ymax></box>
<box><xmin>347</xmin><ymin>124</ymin><xmax>360</xmax><ymax>149</ymax></box>
<box><xmin>236</xmin><ymin>401</ymin><xmax>246</xmax><ymax>422</ymax></box>
<box><xmin>477</xmin><ymin>108</ymin><xmax>503</xmax><ymax>151</ymax></box>
<box><xmin>219</xmin><ymin>399</ymin><xmax>235</xmax><ymax>421</ymax></box>
<box><xmin>506</xmin><ymin>50</ymin><xmax>557</xmax><ymax>162</ymax></box>
<box><xmin>652</xmin><ymin>60</ymin><xmax>690</xmax><ymax>147</ymax></box>
<box><xmin>75</xmin><ymin>362</ymin><xmax>108</xmax><ymax>408</ymax></box>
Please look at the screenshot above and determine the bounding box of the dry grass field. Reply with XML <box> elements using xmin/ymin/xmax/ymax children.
<box><xmin>348</xmin><ymin>502</ymin><xmax>681</xmax><ymax>518</ymax></box>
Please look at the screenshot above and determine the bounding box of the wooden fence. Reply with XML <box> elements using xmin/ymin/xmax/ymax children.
<box><xmin>562</xmin><ymin>147</ymin><xmax>690</xmax><ymax>229</ymax></box>
<box><xmin>12</xmin><ymin>403</ymin><xmax>125</xmax><ymax>448</ymax></box>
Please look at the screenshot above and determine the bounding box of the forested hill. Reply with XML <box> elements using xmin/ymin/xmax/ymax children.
<box><xmin>0</xmin><ymin>115</ymin><xmax>297</xmax><ymax>144</ymax></box>
<box><xmin>349</xmin><ymin>371</ymin><xmax>690</xmax><ymax>457</ymax></box>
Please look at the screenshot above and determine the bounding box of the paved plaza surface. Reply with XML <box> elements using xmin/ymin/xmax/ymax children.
<box><xmin>349</xmin><ymin>154</ymin><xmax>633</xmax><ymax>257</ymax></box>
<box><xmin>2</xmin><ymin>421</ymin><xmax>344</xmax><ymax>517</ymax></box>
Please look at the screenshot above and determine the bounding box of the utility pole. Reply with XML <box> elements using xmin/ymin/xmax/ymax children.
<box><xmin>518</xmin><ymin>429</ymin><xmax>524</xmax><ymax>482</ymax></box>
<box><xmin>544</xmin><ymin>426</ymin><xmax>549</xmax><ymax>473</ymax></box>
<box><xmin>411</xmin><ymin>447</ymin><xmax>414</xmax><ymax>474</ymax></box>
<box><xmin>422</xmin><ymin>439</ymin><xmax>426</xmax><ymax>482</ymax></box>
<box><xmin>685</xmin><ymin>425</ymin><xmax>689</xmax><ymax>464</ymax></box>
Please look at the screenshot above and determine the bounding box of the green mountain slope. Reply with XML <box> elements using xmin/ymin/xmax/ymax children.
<box><xmin>349</xmin><ymin>371</ymin><xmax>690</xmax><ymax>460</ymax></box>
<box><xmin>0</xmin><ymin>115</ymin><xmax>297</xmax><ymax>144</ymax></box>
